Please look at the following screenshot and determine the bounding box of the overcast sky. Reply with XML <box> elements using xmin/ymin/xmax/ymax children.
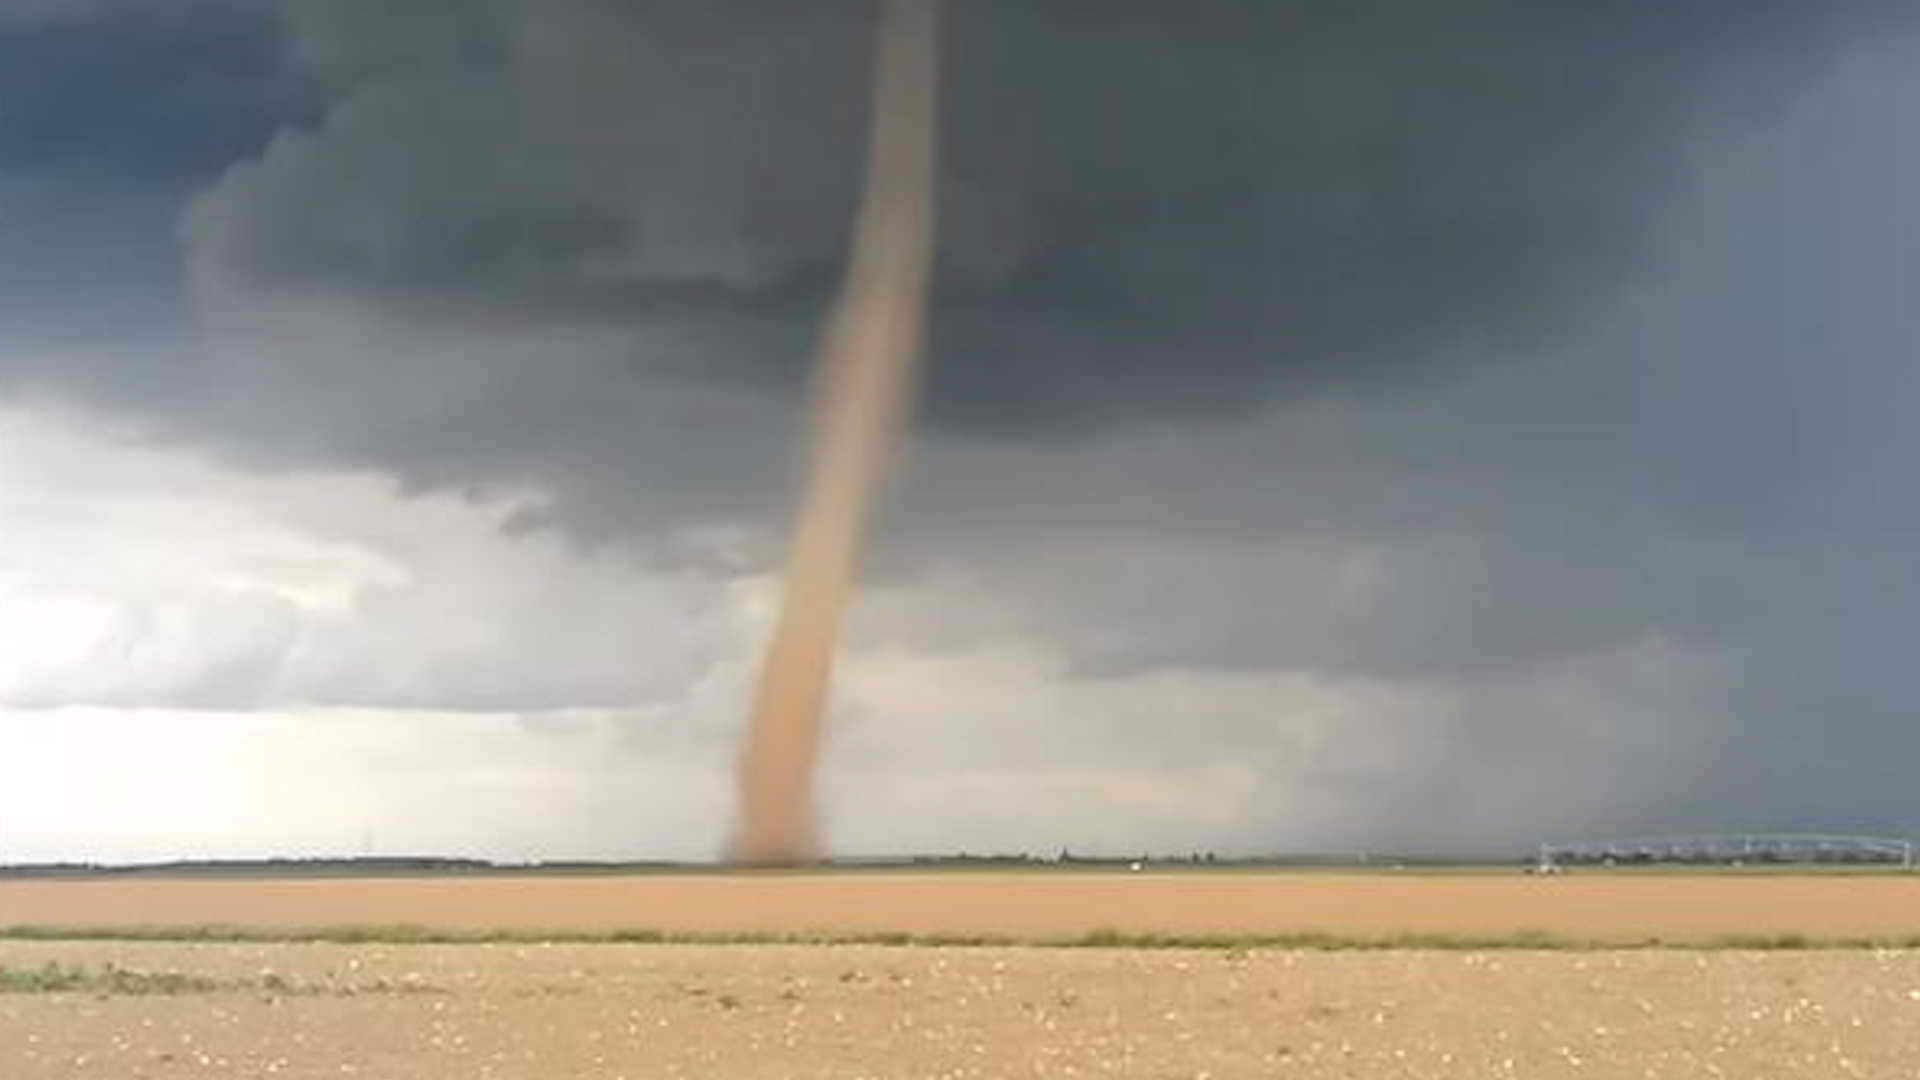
<box><xmin>3</xmin><ymin>1</ymin><xmax>1918</xmax><ymax>862</ymax></box>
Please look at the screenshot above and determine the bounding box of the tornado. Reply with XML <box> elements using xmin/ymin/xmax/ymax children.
<box><xmin>731</xmin><ymin>0</ymin><xmax>942</xmax><ymax>866</ymax></box>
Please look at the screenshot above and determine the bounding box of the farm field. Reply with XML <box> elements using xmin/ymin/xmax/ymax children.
<box><xmin>6</xmin><ymin>872</ymin><xmax>1920</xmax><ymax>1078</ymax></box>
<box><xmin>4</xmin><ymin>939</ymin><xmax>1920</xmax><ymax>1079</ymax></box>
<box><xmin>4</xmin><ymin>871</ymin><xmax>1920</xmax><ymax>943</ymax></box>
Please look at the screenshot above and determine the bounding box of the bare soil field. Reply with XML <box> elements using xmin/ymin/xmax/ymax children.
<box><xmin>4</xmin><ymin>939</ymin><xmax>1919</xmax><ymax>1079</ymax></box>
<box><xmin>5</xmin><ymin>871</ymin><xmax>1920</xmax><ymax>943</ymax></box>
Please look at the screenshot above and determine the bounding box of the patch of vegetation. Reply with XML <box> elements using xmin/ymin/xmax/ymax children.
<box><xmin>1054</xmin><ymin>928</ymin><xmax>1582</xmax><ymax>950</ymax></box>
<box><xmin>0</xmin><ymin>957</ymin><xmax>456</xmax><ymax>998</ymax></box>
<box><xmin>0</xmin><ymin>923</ymin><xmax>536</xmax><ymax>946</ymax></box>
<box><xmin>0</xmin><ymin>961</ymin><xmax>226</xmax><ymax>996</ymax></box>
<box><xmin>1704</xmin><ymin>932</ymin><xmax>1872</xmax><ymax>950</ymax></box>
<box><xmin>0</xmin><ymin>923</ymin><xmax>1016</xmax><ymax>949</ymax></box>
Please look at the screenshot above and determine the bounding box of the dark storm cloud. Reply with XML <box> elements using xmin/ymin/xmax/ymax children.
<box><xmin>860</xmin><ymin>42</ymin><xmax>1920</xmax><ymax>846</ymax></box>
<box><xmin>0</xmin><ymin>1</ymin><xmax>306</xmax><ymax>179</ymax></box>
<box><xmin>181</xmin><ymin>0</ymin><xmax>1917</xmax><ymax>435</ymax></box>
<box><xmin>6</xmin><ymin>0</ymin><xmax>1920</xmax><ymax>851</ymax></box>
<box><xmin>0</xmin><ymin>0</ymin><xmax>315</xmax><ymax>361</ymax></box>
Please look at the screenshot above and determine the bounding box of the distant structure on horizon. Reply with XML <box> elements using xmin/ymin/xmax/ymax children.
<box><xmin>1537</xmin><ymin>834</ymin><xmax>1916</xmax><ymax>870</ymax></box>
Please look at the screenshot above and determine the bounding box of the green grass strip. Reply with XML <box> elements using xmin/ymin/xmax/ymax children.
<box><xmin>4</xmin><ymin>923</ymin><xmax>1919</xmax><ymax>951</ymax></box>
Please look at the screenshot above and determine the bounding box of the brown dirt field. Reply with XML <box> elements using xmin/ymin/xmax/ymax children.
<box><xmin>4</xmin><ymin>872</ymin><xmax>1920</xmax><ymax>942</ymax></box>
<box><xmin>4</xmin><ymin>940</ymin><xmax>1920</xmax><ymax>1079</ymax></box>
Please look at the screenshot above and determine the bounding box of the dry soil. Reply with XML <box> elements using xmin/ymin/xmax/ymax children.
<box><xmin>4</xmin><ymin>939</ymin><xmax>1920</xmax><ymax>1079</ymax></box>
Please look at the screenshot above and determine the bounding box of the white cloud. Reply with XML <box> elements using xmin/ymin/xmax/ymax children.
<box><xmin>0</xmin><ymin>402</ymin><xmax>744</xmax><ymax>712</ymax></box>
<box><xmin>0</xmin><ymin>402</ymin><xmax>757</xmax><ymax>861</ymax></box>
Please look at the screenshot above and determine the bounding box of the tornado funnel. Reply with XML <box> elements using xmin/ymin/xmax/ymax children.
<box><xmin>730</xmin><ymin>0</ymin><xmax>942</xmax><ymax>866</ymax></box>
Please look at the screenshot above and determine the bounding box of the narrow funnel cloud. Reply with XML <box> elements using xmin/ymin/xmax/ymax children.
<box><xmin>731</xmin><ymin>0</ymin><xmax>942</xmax><ymax>865</ymax></box>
